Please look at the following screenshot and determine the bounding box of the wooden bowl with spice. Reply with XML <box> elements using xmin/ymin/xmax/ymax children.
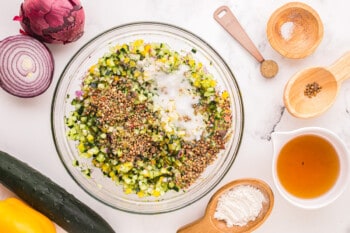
<box><xmin>177</xmin><ymin>178</ymin><xmax>274</xmax><ymax>233</ymax></box>
<box><xmin>284</xmin><ymin>52</ymin><xmax>350</xmax><ymax>118</ymax></box>
<box><xmin>266</xmin><ymin>2</ymin><xmax>323</xmax><ymax>59</ymax></box>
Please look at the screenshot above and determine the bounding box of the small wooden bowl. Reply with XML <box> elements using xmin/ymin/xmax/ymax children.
<box><xmin>267</xmin><ymin>2</ymin><xmax>323</xmax><ymax>59</ymax></box>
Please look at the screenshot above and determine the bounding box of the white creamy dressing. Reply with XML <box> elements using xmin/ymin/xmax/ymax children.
<box><xmin>141</xmin><ymin>61</ymin><xmax>205</xmax><ymax>141</ymax></box>
<box><xmin>214</xmin><ymin>185</ymin><xmax>266</xmax><ymax>227</ymax></box>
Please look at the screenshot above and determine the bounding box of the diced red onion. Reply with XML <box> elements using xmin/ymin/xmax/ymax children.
<box><xmin>0</xmin><ymin>35</ymin><xmax>54</xmax><ymax>98</ymax></box>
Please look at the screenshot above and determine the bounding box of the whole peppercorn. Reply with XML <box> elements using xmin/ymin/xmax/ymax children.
<box><xmin>304</xmin><ymin>82</ymin><xmax>322</xmax><ymax>98</ymax></box>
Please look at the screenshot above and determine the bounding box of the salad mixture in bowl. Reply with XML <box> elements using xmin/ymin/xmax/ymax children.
<box><xmin>52</xmin><ymin>22</ymin><xmax>243</xmax><ymax>213</ymax></box>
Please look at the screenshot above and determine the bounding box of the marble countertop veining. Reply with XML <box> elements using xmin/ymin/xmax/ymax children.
<box><xmin>1</xmin><ymin>0</ymin><xmax>350</xmax><ymax>232</ymax></box>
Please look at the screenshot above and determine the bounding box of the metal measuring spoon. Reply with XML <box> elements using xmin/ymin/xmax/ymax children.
<box><xmin>214</xmin><ymin>6</ymin><xmax>278</xmax><ymax>78</ymax></box>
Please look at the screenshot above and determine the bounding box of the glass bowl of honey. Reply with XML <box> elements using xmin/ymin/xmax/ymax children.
<box><xmin>271</xmin><ymin>127</ymin><xmax>350</xmax><ymax>209</ymax></box>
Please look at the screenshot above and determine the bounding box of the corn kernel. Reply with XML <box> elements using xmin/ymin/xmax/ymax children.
<box><xmin>109</xmin><ymin>171</ymin><xmax>116</xmax><ymax>178</ymax></box>
<box><xmin>191</xmin><ymin>72</ymin><xmax>199</xmax><ymax>79</ymax></box>
<box><xmin>188</xmin><ymin>59</ymin><xmax>195</xmax><ymax>67</ymax></box>
<box><xmin>159</xmin><ymin>57</ymin><xmax>167</xmax><ymax>63</ymax></box>
<box><xmin>144</xmin><ymin>44</ymin><xmax>151</xmax><ymax>55</ymax></box>
<box><xmin>210</xmin><ymin>79</ymin><xmax>217</xmax><ymax>87</ymax></box>
<box><xmin>122</xmin><ymin>44</ymin><xmax>129</xmax><ymax>51</ymax></box>
<box><xmin>106</xmin><ymin>59</ymin><xmax>115</xmax><ymax>67</ymax></box>
<box><xmin>193</xmin><ymin>80</ymin><xmax>201</xmax><ymax>88</ymax></box>
<box><xmin>125</xmin><ymin>188</ymin><xmax>133</xmax><ymax>194</ymax></box>
<box><xmin>222</xmin><ymin>90</ymin><xmax>229</xmax><ymax>100</ymax></box>
<box><xmin>133</xmin><ymin>39</ymin><xmax>144</xmax><ymax>47</ymax></box>
<box><xmin>129</xmin><ymin>60</ymin><xmax>136</xmax><ymax>67</ymax></box>
<box><xmin>124</xmin><ymin>57</ymin><xmax>130</xmax><ymax>63</ymax></box>
<box><xmin>78</xmin><ymin>142</ymin><xmax>85</xmax><ymax>152</ymax></box>
<box><xmin>89</xmin><ymin>65</ymin><xmax>97</xmax><ymax>74</ymax></box>
<box><xmin>152</xmin><ymin>190</ymin><xmax>161</xmax><ymax>197</ymax></box>
<box><xmin>137</xmin><ymin>191</ymin><xmax>145</xmax><ymax>197</ymax></box>
<box><xmin>87</xmin><ymin>134</ymin><xmax>94</xmax><ymax>142</ymax></box>
<box><xmin>134</xmin><ymin>70</ymin><xmax>141</xmax><ymax>78</ymax></box>
<box><xmin>197</xmin><ymin>62</ymin><xmax>203</xmax><ymax>69</ymax></box>
<box><xmin>102</xmin><ymin>163</ymin><xmax>110</xmax><ymax>173</ymax></box>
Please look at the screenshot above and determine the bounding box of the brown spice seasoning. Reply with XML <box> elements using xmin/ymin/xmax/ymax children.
<box><xmin>260</xmin><ymin>60</ymin><xmax>279</xmax><ymax>78</ymax></box>
<box><xmin>304</xmin><ymin>82</ymin><xmax>322</xmax><ymax>98</ymax></box>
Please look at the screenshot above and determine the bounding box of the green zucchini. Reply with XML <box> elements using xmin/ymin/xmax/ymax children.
<box><xmin>0</xmin><ymin>150</ymin><xmax>115</xmax><ymax>233</ymax></box>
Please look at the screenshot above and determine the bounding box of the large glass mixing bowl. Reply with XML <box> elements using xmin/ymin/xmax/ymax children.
<box><xmin>51</xmin><ymin>22</ymin><xmax>244</xmax><ymax>214</ymax></box>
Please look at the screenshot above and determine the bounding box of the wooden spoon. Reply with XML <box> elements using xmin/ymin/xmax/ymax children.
<box><xmin>214</xmin><ymin>6</ymin><xmax>278</xmax><ymax>78</ymax></box>
<box><xmin>177</xmin><ymin>178</ymin><xmax>274</xmax><ymax>233</ymax></box>
<box><xmin>284</xmin><ymin>52</ymin><xmax>350</xmax><ymax>118</ymax></box>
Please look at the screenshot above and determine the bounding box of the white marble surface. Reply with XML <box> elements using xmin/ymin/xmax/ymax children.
<box><xmin>1</xmin><ymin>0</ymin><xmax>350</xmax><ymax>232</ymax></box>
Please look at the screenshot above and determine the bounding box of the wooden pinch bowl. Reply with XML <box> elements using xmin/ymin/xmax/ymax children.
<box><xmin>284</xmin><ymin>52</ymin><xmax>350</xmax><ymax>118</ymax></box>
<box><xmin>267</xmin><ymin>2</ymin><xmax>323</xmax><ymax>59</ymax></box>
<box><xmin>177</xmin><ymin>178</ymin><xmax>274</xmax><ymax>233</ymax></box>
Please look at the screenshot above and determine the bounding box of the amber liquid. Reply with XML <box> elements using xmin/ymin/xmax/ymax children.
<box><xmin>277</xmin><ymin>135</ymin><xmax>340</xmax><ymax>198</ymax></box>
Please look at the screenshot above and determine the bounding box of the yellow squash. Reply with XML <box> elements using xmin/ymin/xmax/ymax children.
<box><xmin>0</xmin><ymin>197</ymin><xmax>56</xmax><ymax>233</ymax></box>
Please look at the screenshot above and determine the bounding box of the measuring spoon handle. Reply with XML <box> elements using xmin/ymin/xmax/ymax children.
<box><xmin>177</xmin><ymin>216</ymin><xmax>219</xmax><ymax>233</ymax></box>
<box><xmin>328</xmin><ymin>51</ymin><xmax>350</xmax><ymax>83</ymax></box>
<box><xmin>214</xmin><ymin>5</ymin><xmax>264</xmax><ymax>63</ymax></box>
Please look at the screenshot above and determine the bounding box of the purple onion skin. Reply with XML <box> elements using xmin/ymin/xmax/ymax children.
<box><xmin>19</xmin><ymin>0</ymin><xmax>85</xmax><ymax>44</ymax></box>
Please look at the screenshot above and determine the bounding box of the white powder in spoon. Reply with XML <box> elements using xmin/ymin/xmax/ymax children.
<box><xmin>280</xmin><ymin>21</ymin><xmax>294</xmax><ymax>40</ymax></box>
<box><xmin>214</xmin><ymin>185</ymin><xmax>266</xmax><ymax>227</ymax></box>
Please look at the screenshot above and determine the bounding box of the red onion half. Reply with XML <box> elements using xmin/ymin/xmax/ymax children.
<box><xmin>0</xmin><ymin>35</ymin><xmax>54</xmax><ymax>98</ymax></box>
